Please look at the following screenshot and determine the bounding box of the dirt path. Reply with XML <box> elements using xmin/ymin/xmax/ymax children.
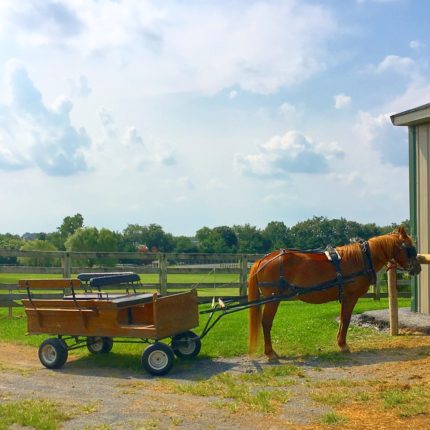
<box><xmin>1</xmin><ymin>336</ymin><xmax>430</xmax><ymax>429</ymax></box>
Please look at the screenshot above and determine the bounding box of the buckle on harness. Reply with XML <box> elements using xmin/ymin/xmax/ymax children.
<box><xmin>324</xmin><ymin>248</ymin><xmax>341</xmax><ymax>262</ymax></box>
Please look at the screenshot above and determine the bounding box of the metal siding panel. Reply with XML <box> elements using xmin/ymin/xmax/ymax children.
<box><xmin>416</xmin><ymin>127</ymin><xmax>422</xmax><ymax>312</ymax></box>
<box><xmin>409</xmin><ymin>127</ymin><xmax>418</xmax><ymax>311</ymax></box>
<box><xmin>417</xmin><ymin>125</ymin><xmax>430</xmax><ymax>313</ymax></box>
<box><xmin>421</xmin><ymin>123</ymin><xmax>430</xmax><ymax>314</ymax></box>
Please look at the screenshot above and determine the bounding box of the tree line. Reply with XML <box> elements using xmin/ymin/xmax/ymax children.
<box><xmin>0</xmin><ymin>213</ymin><xmax>409</xmax><ymax>267</ymax></box>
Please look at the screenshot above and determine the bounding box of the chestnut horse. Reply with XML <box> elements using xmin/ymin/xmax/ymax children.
<box><xmin>248</xmin><ymin>227</ymin><xmax>421</xmax><ymax>360</ymax></box>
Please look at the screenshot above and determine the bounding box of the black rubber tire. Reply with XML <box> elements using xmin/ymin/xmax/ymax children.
<box><xmin>38</xmin><ymin>338</ymin><xmax>68</xmax><ymax>369</ymax></box>
<box><xmin>86</xmin><ymin>337</ymin><xmax>114</xmax><ymax>354</ymax></box>
<box><xmin>171</xmin><ymin>331</ymin><xmax>201</xmax><ymax>358</ymax></box>
<box><xmin>141</xmin><ymin>342</ymin><xmax>174</xmax><ymax>376</ymax></box>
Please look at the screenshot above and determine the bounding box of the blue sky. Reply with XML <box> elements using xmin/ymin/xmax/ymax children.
<box><xmin>0</xmin><ymin>0</ymin><xmax>429</xmax><ymax>236</ymax></box>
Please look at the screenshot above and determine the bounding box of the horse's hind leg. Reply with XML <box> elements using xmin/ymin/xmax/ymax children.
<box><xmin>337</xmin><ymin>294</ymin><xmax>359</xmax><ymax>353</ymax></box>
<box><xmin>262</xmin><ymin>301</ymin><xmax>280</xmax><ymax>361</ymax></box>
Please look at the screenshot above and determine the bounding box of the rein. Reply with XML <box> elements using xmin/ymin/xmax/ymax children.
<box><xmin>256</xmin><ymin>240</ymin><xmax>377</xmax><ymax>302</ymax></box>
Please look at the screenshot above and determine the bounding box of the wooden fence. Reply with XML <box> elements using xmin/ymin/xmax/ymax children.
<box><xmin>0</xmin><ymin>249</ymin><xmax>411</xmax><ymax>316</ymax></box>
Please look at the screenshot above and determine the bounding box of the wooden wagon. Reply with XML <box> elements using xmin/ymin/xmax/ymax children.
<box><xmin>19</xmin><ymin>273</ymin><xmax>200</xmax><ymax>375</ymax></box>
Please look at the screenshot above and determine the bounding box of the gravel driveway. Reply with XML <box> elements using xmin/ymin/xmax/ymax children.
<box><xmin>1</xmin><ymin>336</ymin><xmax>430</xmax><ymax>429</ymax></box>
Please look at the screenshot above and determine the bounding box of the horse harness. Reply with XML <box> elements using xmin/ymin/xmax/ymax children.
<box><xmin>256</xmin><ymin>239</ymin><xmax>377</xmax><ymax>302</ymax></box>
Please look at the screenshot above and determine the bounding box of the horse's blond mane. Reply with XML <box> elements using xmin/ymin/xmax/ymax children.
<box><xmin>338</xmin><ymin>232</ymin><xmax>401</xmax><ymax>265</ymax></box>
<box><xmin>368</xmin><ymin>232</ymin><xmax>400</xmax><ymax>261</ymax></box>
<box><xmin>338</xmin><ymin>242</ymin><xmax>365</xmax><ymax>266</ymax></box>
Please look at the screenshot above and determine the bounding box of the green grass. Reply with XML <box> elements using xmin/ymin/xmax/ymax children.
<box><xmin>0</xmin><ymin>399</ymin><xmax>71</xmax><ymax>430</ymax></box>
<box><xmin>159</xmin><ymin>371</ymin><xmax>291</xmax><ymax>414</ymax></box>
<box><xmin>0</xmin><ymin>272</ymin><xmax>240</xmax><ymax>297</ymax></box>
<box><xmin>0</xmin><ymin>272</ymin><xmax>239</xmax><ymax>285</ymax></box>
<box><xmin>321</xmin><ymin>411</ymin><xmax>348</xmax><ymax>426</ymax></box>
<box><xmin>0</xmin><ymin>271</ymin><xmax>411</xmax><ymax>369</ymax></box>
<box><xmin>0</xmin><ymin>295</ymin><xmax>410</xmax><ymax>372</ymax></box>
<box><xmin>380</xmin><ymin>385</ymin><xmax>430</xmax><ymax>417</ymax></box>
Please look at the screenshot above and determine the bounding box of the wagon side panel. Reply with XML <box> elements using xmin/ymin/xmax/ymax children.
<box><xmin>22</xmin><ymin>298</ymin><xmax>99</xmax><ymax>335</ymax></box>
<box><xmin>153</xmin><ymin>290</ymin><xmax>199</xmax><ymax>339</ymax></box>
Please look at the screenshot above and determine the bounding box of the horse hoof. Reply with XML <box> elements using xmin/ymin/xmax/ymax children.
<box><xmin>266</xmin><ymin>352</ymin><xmax>280</xmax><ymax>363</ymax></box>
<box><xmin>339</xmin><ymin>346</ymin><xmax>351</xmax><ymax>354</ymax></box>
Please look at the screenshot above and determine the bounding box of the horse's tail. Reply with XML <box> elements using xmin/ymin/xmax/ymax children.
<box><xmin>248</xmin><ymin>260</ymin><xmax>262</xmax><ymax>354</ymax></box>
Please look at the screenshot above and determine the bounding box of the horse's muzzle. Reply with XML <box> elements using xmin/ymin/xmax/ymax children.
<box><xmin>408</xmin><ymin>259</ymin><xmax>422</xmax><ymax>276</ymax></box>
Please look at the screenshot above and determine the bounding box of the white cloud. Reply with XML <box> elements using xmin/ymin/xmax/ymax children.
<box><xmin>334</xmin><ymin>94</ymin><xmax>351</xmax><ymax>109</ymax></box>
<box><xmin>0</xmin><ymin>0</ymin><xmax>338</xmax><ymax>95</ymax></box>
<box><xmin>99</xmin><ymin>108</ymin><xmax>117</xmax><ymax>139</ymax></box>
<box><xmin>373</xmin><ymin>55</ymin><xmax>418</xmax><ymax>77</ymax></box>
<box><xmin>68</xmin><ymin>75</ymin><xmax>92</xmax><ymax>98</ymax></box>
<box><xmin>229</xmin><ymin>90</ymin><xmax>238</xmax><ymax>100</ymax></box>
<box><xmin>383</xmin><ymin>80</ymin><xmax>430</xmax><ymax>114</ymax></box>
<box><xmin>0</xmin><ymin>59</ymin><xmax>178</xmax><ymax>178</ymax></box>
<box><xmin>235</xmin><ymin>130</ymin><xmax>344</xmax><ymax>178</ymax></box>
<box><xmin>153</xmin><ymin>146</ymin><xmax>176</xmax><ymax>166</ymax></box>
<box><xmin>208</xmin><ymin>178</ymin><xmax>227</xmax><ymax>190</ymax></box>
<box><xmin>356</xmin><ymin>0</ymin><xmax>400</xmax><ymax>3</ymax></box>
<box><xmin>0</xmin><ymin>60</ymin><xmax>90</xmax><ymax>176</ymax></box>
<box><xmin>94</xmin><ymin>112</ymin><xmax>176</xmax><ymax>172</ymax></box>
<box><xmin>353</xmin><ymin>111</ymin><xmax>407</xmax><ymax>166</ymax></box>
<box><xmin>279</xmin><ymin>102</ymin><xmax>296</xmax><ymax>115</ymax></box>
<box><xmin>123</xmin><ymin>126</ymin><xmax>144</xmax><ymax>148</ymax></box>
<box><xmin>409</xmin><ymin>40</ymin><xmax>425</xmax><ymax>50</ymax></box>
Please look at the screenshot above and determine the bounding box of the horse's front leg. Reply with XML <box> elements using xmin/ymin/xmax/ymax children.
<box><xmin>337</xmin><ymin>295</ymin><xmax>359</xmax><ymax>353</ymax></box>
<box><xmin>262</xmin><ymin>302</ymin><xmax>280</xmax><ymax>361</ymax></box>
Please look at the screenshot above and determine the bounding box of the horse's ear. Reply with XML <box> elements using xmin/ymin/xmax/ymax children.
<box><xmin>398</xmin><ymin>226</ymin><xmax>408</xmax><ymax>239</ymax></box>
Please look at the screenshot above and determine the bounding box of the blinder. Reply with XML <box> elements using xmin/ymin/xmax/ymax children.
<box><xmin>401</xmin><ymin>243</ymin><xmax>417</xmax><ymax>259</ymax></box>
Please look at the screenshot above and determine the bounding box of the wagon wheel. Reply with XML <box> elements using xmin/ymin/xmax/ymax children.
<box><xmin>38</xmin><ymin>338</ymin><xmax>68</xmax><ymax>369</ymax></box>
<box><xmin>86</xmin><ymin>337</ymin><xmax>114</xmax><ymax>354</ymax></box>
<box><xmin>141</xmin><ymin>342</ymin><xmax>174</xmax><ymax>376</ymax></box>
<box><xmin>171</xmin><ymin>331</ymin><xmax>201</xmax><ymax>358</ymax></box>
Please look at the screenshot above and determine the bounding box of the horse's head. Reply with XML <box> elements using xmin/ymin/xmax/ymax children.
<box><xmin>392</xmin><ymin>226</ymin><xmax>421</xmax><ymax>276</ymax></box>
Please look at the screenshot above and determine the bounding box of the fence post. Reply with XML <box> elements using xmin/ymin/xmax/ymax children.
<box><xmin>374</xmin><ymin>271</ymin><xmax>382</xmax><ymax>301</ymax></box>
<box><xmin>62</xmin><ymin>252</ymin><xmax>72</xmax><ymax>278</ymax></box>
<box><xmin>158</xmin><ymin>253</ymin><xmax>167</xmax><ymax>295</ymax></box>
<box><xmin>240</xmin><ymin>255</ymin><xmax>248</xmax><ymax>296</ymax></box>
<box><xmin>387</xmin><ymin>266</ymin><xmax>399</xmax><ymax>336</ymax></box>
<box><xmin>8</xmin><ymin>287</ymin><xmax>12</xmax><ymax>318</ymax></box>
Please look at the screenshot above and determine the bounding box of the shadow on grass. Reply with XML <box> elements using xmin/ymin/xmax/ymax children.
<box><xmin>58</xmin><ymin>351</ymin><xmax>238</xmax><ymax>381</ymax></box>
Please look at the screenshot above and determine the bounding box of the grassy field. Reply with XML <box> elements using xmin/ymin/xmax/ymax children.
<box><xmin>0</xmin><ymin>288</ymin><xmax>410</xmax><ymax>371</ymax></box>
<box><xmin>0</xmin><ymin>272</ymin><xmax>241</xmax><ymax>298</ymax></box>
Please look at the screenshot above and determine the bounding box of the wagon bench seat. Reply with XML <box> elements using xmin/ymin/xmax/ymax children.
<box><xmin>62</xmin><ymin>292</ymin><xmax>155</xmax><ymax>308</ymax></box>
<box><xmin>110</xmin><ymin>293</ymin><xmax>155</xmax><ymax>308</ymax></box>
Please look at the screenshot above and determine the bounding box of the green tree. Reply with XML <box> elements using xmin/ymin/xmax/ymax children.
<box><xmin>122</xmin><ymin>223</ymin><xmax>174</xmax><ymax>252</ymax></box>
<box><xmin>196</xmin><ymin>226</ymin><xmax>238</xmax><ymax>253</ymax></box>
<box><xmin>65</xmin><ymin>227</ymin><xmax>120</xmax><ymax>267</ymax></box>
<box><xmin>58</xmin><ymin>213</ymin><xmax>84</xmax><ymax>238</ymax></box>
<box><xmin>380</xmin><ymin>220</ymin><xmax>410</xmax><ymax>235</ymax></box>
<box><xmin>288</xmin><ymin>216</ymin><xmax>385</xmax><ymax>249</ymax></box>
<box><xmin>262</xmin><ymin>221</ymin><xmax>290</xmax><ymax>250</ymax></box>
<box><xmin>48</xmin><ymin>213</ymin><xmax>85</xmax><ymax>250</ymax></box>
<box><xmin>46</xmin><ymin>231</ymin><xmax>64</xmax><ymax>250</ymax></box>
<box><xmin>173</xmin><ymin>236</ymin><xmax>198</xmax><ymax>253</ymax></box>
<box><xmin>0</xmin><ymin>234</ymin><xmax>23</xmax><ymax>264</ymax></box>
<box><xmin>233</xmin><ymin>224</ymin><xmax>270</xmax><ymax>253</ymax></box>
<box><xmin>18</xmin><ymin>240</ymin><xmax>59</xmax><ymax>267</ymax></box>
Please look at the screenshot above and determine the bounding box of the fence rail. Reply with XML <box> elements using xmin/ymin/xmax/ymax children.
<box><xmin>0</xmin><ymin>250</ymin><xmax>411</xmax><ymax>317</ymax></box>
